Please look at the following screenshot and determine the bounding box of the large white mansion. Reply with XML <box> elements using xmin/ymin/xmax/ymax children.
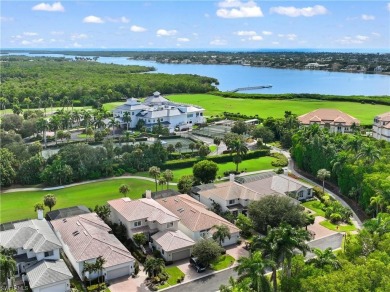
<box><xmin>113</xmin><ymin>92</ymin><xmax>205</xmax><ymax>133</ymax></box>
<box><xmin>372</xmin><ymin>112</ymin><xmax>390</xmax><ymax>142</ymax></box>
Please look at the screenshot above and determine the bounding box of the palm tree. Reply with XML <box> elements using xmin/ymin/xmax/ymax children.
<box><xmin>72</xmin><ymin>110</ymin><xmax>81</xmax><ymax>129</ymax></box>
<box><xmin>162</xmin><ymin>169</ymin><xmax>174</xmax><ymax>189</ymax></box>
<box><xmin>95</xmin><ymin>256</ymin><xmax>106</xmax><ymax>289</ymax></box>
<box><xmin>175</xmin><ymin>142</ymin><xmax>183</xmax><ymax>157</ymax></box>
<box><xmin>253</xmin><ymin>223</ymin><xmax>312</xmax><ymax>291</ymax></box>
<box><xmin>0</xmin><ymin>254</ymin><xmax>17</xmax><ymax>290</ymax></box>
<box><xmin>122</xmin><ymin>112</ymin><xmax>132</xmax><ymax>131</ymax></box>
<box><xmin>158</xmin><ymin>176</ymin><xmax>167</xmax><ymax>190</ymax></box>
<box><xmin>119</xmin><ymin>184</ymin><xmax>130</xmax><ymax>197</ymax></box>
<box><xmin>330</xmin><ymin>152</ymin><xmax>349</xmax><ymax>177</ymax></box>
<box><xmin>143</xmin><ymin>257</ymin><xmax>166</xmax><ymax>278</ymax></box>
<box><xmin>36</xmin><ymin>117</ymin><xmax>49</xmax><ymax>148</ymax></box>
<box><xmin>308</xmin><ymin>248</ymin><xmax>341</xmax><ymax>270</ymax></box>
<box><xmin>317</xmin><ymin>168</ymin><xmax>330</xmax><ymax>194</ymax></box>
<box><xmin>356</xmin><ymin>142</ymin><xmax>381</xmax><ymax>165</ymax></box>
<box><xmin>213</xmin><ymin>137</ymin><xmax>221</xmax><ymax>154</ymax></box>
<box><xmin>81</xmin><ymin>109</ymin><xmax>92</xmax><ymax>129</ymax></box>
<box><xmin>49</xmin><ymin>115</ymin><xmax>61</xmax><ymax>145</ymax></box>
<box><xmin>108</xmin><ymin>117</ymin><xmax>117</xmax><ymax>135</ymax></box>
<box><xmin>345</xmin><ymin>136</ymin><xmax>363</xmax><ymax>154</ymax></box>
<box><xmin>61</xmin><ymin>111</ymin><xmax>72</xmax><ymax>130</ymax></box>
<box><xmin>363</xmin><ymin>213</ymin><xmax>390</xmax><ymax>235</ymax></box>
<box><xmin>149</xmin><ymin>166</ymin><xmax>161</xmax><ymax>192</ymax></box>
<box><xmin>83</xmin><ymin>262</ymin><xmax>96</xmax><ymax>287</ymax></box>
<box><xmin>370</xmin><ymin>193</ymin><xmax>385</xmax><ymax>217</ymax></box>
<box><xmin>212</xmin><ymin>224</ymin><xmax>231</xmax><ymax>246</ymax></box>
<box><xmin>234</xmin><ymin>251</ymin><xmax>273</xmax><ymax>292</ymax></box>
<box><xmin>229</xmin><ymin>139</ymin><xmax>248</xmax><ymax>172</ymax></box>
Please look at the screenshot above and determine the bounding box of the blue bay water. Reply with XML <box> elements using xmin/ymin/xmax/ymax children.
<box><xmin>7</xmin><ymin>53</ymin><xmax>390</xmax><ymax>96</ymax></box>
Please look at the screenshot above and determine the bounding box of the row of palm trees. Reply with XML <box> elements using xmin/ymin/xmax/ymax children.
<box><xmin>82</xmin><ymin>256</ymin><xmax>106</xmax><ymax>288</ymax></box>
<box><xmin>221</xmin><ymin>223</ymin><xmax>341</xmax><ymax>292</ymax></box>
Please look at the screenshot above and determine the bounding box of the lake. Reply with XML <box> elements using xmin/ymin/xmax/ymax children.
<box><xmin>7</xmin><ymin>52</ymin><xmax>390</xmax><ymax>96</ymax></box>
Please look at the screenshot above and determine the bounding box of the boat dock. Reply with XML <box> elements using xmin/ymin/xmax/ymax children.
<box><xmin>228</xmin><ymin>85</ymin><xmax>272</xmax><ymax>92</ymax></box>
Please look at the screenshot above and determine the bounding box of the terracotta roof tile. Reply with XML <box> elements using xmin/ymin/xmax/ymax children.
<box><xmin>151</xmin><ymin>230</ymin><xmax>194</xmax><ymax>252</ymax></box>
<box><xmin>298</xmin><ymin>109</ymin><xmax>360</xmax><ymax>126</ymax></box>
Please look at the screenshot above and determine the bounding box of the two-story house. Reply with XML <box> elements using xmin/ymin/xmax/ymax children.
<box><xmin>112</xmin><ymin>91</ymin><xmax>205</xmax><ymax>133</ymax></box>
<box><xmin>0</xmin><ymin>218</ymin><xmax>72</xmax><ymax>292</ymax></box>
<box><xmin>156</xmin><ymin>194</ymin><xmax>240</xmax><ymax>247</ymax></box>
<box><xmin>298</xmin><ymin>109</ymin><xmax>360</xmax><ymax>134</ymax></box>
<box><xmin>51</xmin><ymin>213</ymin><xmax>135</xmax><ymax>282</ymax></box>
<box><xmin>372</xmin><ymin>112</ymin><xmax>390</xmax><ymax>142</ymax></box>
<box><xmin>192</xmin><ymin>172</ymin><xmax>308</xmax><ymax>216</ymax></box>
<box><xmin>108</xmin><ymin>192</ymin><xmax>195</xmax><ymax>262</ymax></box>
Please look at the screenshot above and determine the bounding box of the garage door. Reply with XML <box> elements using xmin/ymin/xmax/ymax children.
<box><xmin>172</xmin><ymin>249</ymin><xmax>191</xmax><ymax>261</ymax></box>
<box><xmin>40</xmin><ymin>283</ymin><xmax>67</xmax><ymax>292</ymax></box>
<box><xmin>106</xmin><ymin>266</ymin><xmax>130</xmax><ymax>281</ymax></box>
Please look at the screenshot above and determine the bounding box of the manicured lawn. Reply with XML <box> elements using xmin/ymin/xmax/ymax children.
<box><xmin>302</xmin><ymin>200</ymin><xmax>326</xmax><ymax>217</ymax></box>
<box><xmin>0</xmin><ymin>178</ymin><xmax>156</xmax><ymax>223</ymax></box>
<box><xmin>158</xmin><ymin>266</ymin><xmax>185</xmax><ymax>289</ymax></box>
<box><xmin>167</xmin><ymin>94</ymin><xmax>390</xmax><ymax>125</ymax></box>
<box><xmin>139</xmin><ymin>156</ymin><xmax>276</xmax><ymax>182</ymax></box>
<box><xmin>210</xmin><ymin>254</ymin><xmax>235</xmax><ymax>271</ymax></box>
<box><xmin>320</xmin><ymin>220</ymin><xmax>357</xmax><ymax>232</ymax></box>
<box><xmin>103</xmin><ymin>102</ymin><xmax>125</xmax><ymax>111</ymax></box>
<box><xmin>209</xmin><ymin>145</ymin><xmax>217</xmax><ymax>152</ymax></box>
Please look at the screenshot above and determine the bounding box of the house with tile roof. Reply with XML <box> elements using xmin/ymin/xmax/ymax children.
<box><xmin>0</xmin><ymin>218</ymin><xmax>72</xmax><ymax>292</ymax></box>
<box><xmin>298</xmin><ymin>109</ymin><xmax>360</xmax><ymax>134</ymax></box>
<box><xmin>51</xmin><ymin>213</ymin><xmax>135</xmax><ymax>282</ymax></box>
<box><xmin>372</xmin><ymin>112</ymin><xmax>390</xmax><ymax>142</ymax></box>
<box><xmin>192</xmin><ymin>172</ymin><xmax>309</xmax><ymax>216</ymax></box>
<box><xmin>112</xmin><ymin>91</ymin><xmax>205</xmax><ymax>133</ymax></box>
<box><xmin>25</xmin><ymin>260</ymin><xmax>72</xmax><ymax>292</ymax></box>
<box><xmin>108</xmin><ymin>193</ymin><xmax>195</xmax><ymax>262</ymax></box>
<box><xmin>156</xmin><ymin>194</ymin><xmax>240</xmax><ymax>247</ymax></box>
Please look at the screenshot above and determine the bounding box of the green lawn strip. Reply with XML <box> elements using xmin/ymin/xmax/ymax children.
<box><xmin>138</xmin><ymin>156</ymin><xmax>276</xmax><ymax>182</ymax></box>
<box><xmin>158</xmin><ymin>266</ymin><xmax>185</xmax><ymax>289</ymax></box>
<box><xmin>302</xmin><ymin>200</ymin><xmax>326</xmax><ymax>217</ymax></box>
<box><xmin>167</xmin><ymin>94</ymin><xmax>390</xmax><ymax>125</ymax></box>
<box><xmin>210</xmin><ymin>254</ymin><xmax>235</xmax><ymax>271</ymax></box>
<box><xmin>320</xmin><ymin>220</ymin><xmax>357</xmax><ymax>232</ymax></box>
<box><xmin>209</xmin><ymin>145</ymin><xmax>217</xmax><ymax>152</ymax></box>
<box><xmin>0</xmin><ymin>178</ymin><xmax>155</xmax><ymax>223</ymax></box>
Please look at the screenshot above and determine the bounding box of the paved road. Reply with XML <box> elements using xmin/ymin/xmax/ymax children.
<box><xmin>164</xmin><ymin>269</ymin><xmax>238</xmax><ymax>292</ymax></box>
<box><xmin>307</xmin><ymin>233</ymin><xmax>344</xmax><ymax>258</ymax></box>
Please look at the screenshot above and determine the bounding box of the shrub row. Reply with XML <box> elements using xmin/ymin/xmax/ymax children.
<box><xmin>270</xmin><ymin>153</ymin><xmax>288</xmax><ymax>167</ymax></box>
<box><xmin>162</xmin><ymin>149</ymin><xmax>270</xmax><ymax>170</ymax></box>
<box><xmin>210</xmin><ymin>91</ymin><xmax>390</xmax><ymax>106</ymax></box>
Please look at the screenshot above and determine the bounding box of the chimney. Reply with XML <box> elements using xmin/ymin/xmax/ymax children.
<box><xmin>37</xmin><ymin>209</ymin><xmax>44</xmax><ymax>220</ymax></box>
<box><xmin>146</xmin><ymin>190</ymin><xmax>152</xmax><ymax>199</ymax></box>
<box><xmin>229</xmin><ymin>173</ymin><xmax>235</xmax><ymax>182</ymax></box>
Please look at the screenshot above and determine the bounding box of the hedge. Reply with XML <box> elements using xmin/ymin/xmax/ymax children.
<box><xmin>161</xmin><ymin>149</ymin><xmax>270</xmax><ymax>170</ymax></box>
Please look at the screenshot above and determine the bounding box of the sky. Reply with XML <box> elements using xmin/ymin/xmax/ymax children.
<box><xmin>1</xmin><ymin>0</ymin><xmax>390</xmax><ymax>50</ymax></box>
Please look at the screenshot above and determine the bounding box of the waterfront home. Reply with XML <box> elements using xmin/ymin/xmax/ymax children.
<box><xmin>298</xmin><ymin>109</ymin><xmax>360</xmax><ymax>134</ymax></box>
<box><xmin>372</xmin><ymin>112</ymin><xmax>390</xmax><ymax>142</ymax></box>
<box><xmin>51</xmin><ymin>213</ymin><xmax>135</xmax><ymax>281</ymax></box>
<box><xmin>112</xmin><ymin>91</ymin><xmax>205</xmax><ymax>133</ymax></box>
<box><xmin>156</xmin><ymin>194</ymin><xmax>240</xmax><ymax>247</ymax></box>
<box><xmin>192</xmin><ymin>172</ymin><xmax>308</xmax><ymax>216</ymax></box>
<box><xmin>0</xmin><ymin>218</ymin><xmax>72</xmax><ymax>292</ymax></box>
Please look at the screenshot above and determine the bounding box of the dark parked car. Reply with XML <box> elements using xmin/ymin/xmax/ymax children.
<box><xmin>189</xmin><ymin>256</ymin><xmax>206</xmax><ymax>273</ymax></box>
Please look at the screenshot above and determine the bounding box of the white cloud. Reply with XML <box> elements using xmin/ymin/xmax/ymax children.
<box><xmin>210</xmin><ymin>38</ymin><xmax>227</xmax><ymax>45</ymax></box>
<box><xmin>270</xmin><ymin>5</ymin><xmax>327</xmax><ymax>17</ymax></box>
<box><xmin>23</xmin><ymin>32</ymin><xmax>38</xmax><ymax>36</ymax></box>
<box><xmin>234</xmin><ymin>30</ymin><xmax>257</xmax><ymax>36</ymax></box>
<box><xmin>262</xmin><ymin>31</ymin><xmax>273</xmax><ymax>35</ymax></box>
<box><xmin>217</xmin><ymin>0</ymin><xmax>263</xmax><ymax>18</ymax></box>
<box><xmin>131</xmin><ymin>25</ymin><xmax>147</xmax><ymax>32</ymax></box>
<box><xmin>361</xmin><ymin>14</ymin><xmax>375</xmax><ymax>20</ymax></box>
<box><xmin>156</xmin><ymin>29</ymin><xmax>177</xmax><ymax>36</ymax></box>
<box><xmin>371</xmin><ymin>32</ymin><xmax>381</xmax><ymax>37</ymax></box>
<box><xmin>107</xmin><ymin>16</ymin><xmax>130</xmax><ymax>23</ymax></box>
<box><xmin>83</xmin><ymin>16</ymin><xmax>104</xmax><ymax>24</ymax></box>
<box><xmin>192</xmin><ymin>32</ymin><xmax>199</xmax><ymax>37</ymax></box>
<box><xmin>278</xmin><ymin>33</ymin><xmax>297</xmax><ymax>41</ymax></box>
<box><xmin>21</xmin><ymin>40</ymin><xmax>31</xmax><ymax>45</ymax></box>
<box><xmin>0</xmin><ymin>16</ymin><xmax>14</xmax><ymax>22</ymax></box>
<box><xmin>32</xmin><ymin>2</ymin><xmax>64</xmax><ymax>12</ymax></box>
<box><xmin>177</xmin><ymin>38</ymin><xmax>190</xmax><ymax>42</ymax></box>
<box><xmin>356</xmin><ymin>35</ymin><xmax>369</xmax><ymax>41</ymax></box>
<box><xmin>251</xmin><ymin>35</ymin><xmax>263</xmax><ymax>41</ymax></box>
<box><xmin>32</xmin><ymin>38</ymin><xmax>44</xmax><ymax>43</ymax></box>
<box><xmin>73</xmin><ymin>42</ymin><xmax>82</xmax><ymax>48</ymax></box>
<box><xmin>337</xmin><ymin>35</ymin><xmax>369</xmax><ymax>44</ymax></box>
<box><xmin>70</xmin><ymin>33</ymin><xmax>88</xmax><ymax>40</ymax></box>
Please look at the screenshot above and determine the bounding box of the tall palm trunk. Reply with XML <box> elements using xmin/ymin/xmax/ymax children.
<box><xmin>271</xmin><ymin>268</ymin><xmax>277</xmax><ymax>292</ymax></box>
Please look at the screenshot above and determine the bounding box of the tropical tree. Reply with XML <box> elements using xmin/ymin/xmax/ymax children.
<box><xmin>356</xmin><ymin>143</ymin><xmax>381</xmax><ymax>165</ymax></box>
<box><xmin>94</xmin><ymin>204</ymin><xmax>111</xmax><ymax>222</ymax></box>
<box><xmin>317</xmin><ymin>168</ymin><xmax>330</xmax><ymax>195</ymax></box>
<box><xmin>95</xmin><ymin>256</ymin><xmax>106</xmax><ymax>287</ymax></box>
<box><xmin>307</xmin><ymin>247</ymin><xmax>342</xmax><ymax>270</ymax></box>
<box><xmin>177</xmin><ymin>175</ymin><xmax>194</xmax><ymax>194</ymax></box>
<box><xmin>212</xmin><ymin>224</ymin><xmax>231</xmax><ymax>246</ymax></box>
<box><xmin>370</xmin><ymin>193</ymin><xmax>385</xmax><ymax>217</ymax></box>
<box><xmin>189</xmin><ymin>142</ymin><xmax>195</xmax><ymax>154</ymax></box>
<box><xmin>193</xmin><ymin>160</ymin><xmax>219</xmax><ymax>184</ymax></box>
<box><xmin>228</xmin><ymin>138</ymin><xmax>249</xmax><ymax>172</ymax></box>
<box><xmin>199</xmin><ymin>145</ymin><xmax>211</xmax><ymax>158</ymax></box>
<box><xmin>119</xmin><ymin>184</ymin><xmax>130</xmax><ymax>197</ymax></box>
<box><xmin>133</xmin><ymin>233</ymin><xmax>147</xmax><ymax>247</ymax></box>
<box><xmin>235</xmin><ymin>213</ymin><xmax>253</xmax><ymax>238</ymax></box>
<box><xmin>234</xmin><ymin>251</ymin><xmax>273</xmax><ymax>292</ymax></box>
<box><xmin>192</xmin><ymin>239</ymin><xmax>223</xmax><ymax>267</ymax></box>
<box><xmin>175</xmin><ymin>142</ymin><xmax>183</xmax><ymax>157</ymax></box>
<box><xmin>213</xmin><ymin>137</ymin><xmax>221</xmax><ymax>154</ymax></box>
<box><xmin>363</xmin><ymin>213</ymin><xmax>390</xmax><ymax>235</ymax></box>
<box><xmin>143</xmin><ymin>257</ymin><xmax>165</xmax><ymax>278</ymax></box>
<box><xmin>34</xmin><ymin>203</ymin><xmax>44</xmax><ymax>212</ymax></box>
<box><xmin>36</xmin><ymin>117</ymin><xmax>49</xmax><ymax>148</ymax></box>
<box><xmin>43</xmin><ymin>194</ymin><xmax>56</xmax><ymax>211</ymax></box>
<box><xmin>108</xmin><ymin>117</ymin><xmax>119</xmax><ymax>135</ymax></box>
<box><xmin>83</xmin><ymin>262</ymin><xmax>96</xmax><ymax>287</ymax></box>
<box><xmin>0</xmin><ymin>254</ymin><xmax>17</xmax><ymax>290</ymax></box>
<box><xmin>122</xmin><ymin>112</ymin><xmax>132</xmax><ymax>131</ymax></box>
<box><xmin>162</xmin><ymin>169</ymin><xmax>174</xmax><ymax>189</ymax></box>
<box><xmin>158</xmin><ymin>176</ymin><xmax>167</xmax><ymax>190</ymax></box>
<box><xmin>149</xmin><ymin>166</ymin><xmax>161</xmax><ymax>192</ymax></box>
<box><xmin>167</xmin><ymin>144</ymin><xmax>175</xmax><ymax>156</ymax></box>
